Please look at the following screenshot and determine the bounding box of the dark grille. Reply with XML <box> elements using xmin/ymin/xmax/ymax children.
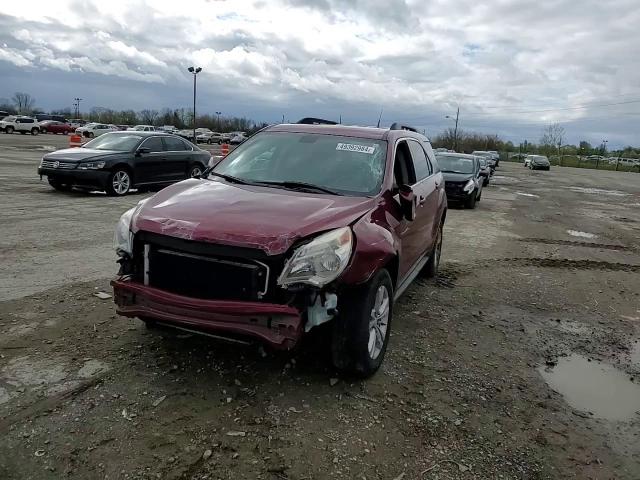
<box><xmin>133</xmin><ymin>232</ymin><xmax>283</xmax><ymax>302</ymax></box>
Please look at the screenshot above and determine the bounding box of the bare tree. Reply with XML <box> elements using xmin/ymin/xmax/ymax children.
<box><xmin>139</xmin><ymin>109</ymin><xmax>159</xmax><ymax>125</ymax></box>
<box><xmin>540</xmin><ymin>123</ymin><xmax>565</xmax><ymax>148</ymax></box>
<box><xmin>12</xmin><ymin>92</ymin><xmax>36</xmax><ymax>114</ymax></box>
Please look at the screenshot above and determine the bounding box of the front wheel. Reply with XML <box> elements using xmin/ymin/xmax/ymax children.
<box><xmin>5</xmin><ymin>126</ymin><xmax>14</xmax><ymax>134</ymax></box>
<box><xmin>465</xmin><ymin>190</ymin><xmax>477</xmax><ymax>209</ymax></box>
<box><xmin>106</xmin><ymin>169</ymin><xmax>132</xmax><ymax>196</ymax></box>
<box><xmin>31</xmin><ymin>128</ymin><xmax>39</xmax><ymax>135</ymax></box>
<box><xmin>331</xmin><ymin>269</ymin><xmax>393</xmax><ymax>377</ymax></box>
<box><xmin>187</xmin><ymin>164</ymin><xmax>203</xmax><ymax>178</ymax></box>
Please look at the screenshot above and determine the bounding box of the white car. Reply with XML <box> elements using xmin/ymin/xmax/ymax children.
<box><xmin>0</xmin><ymin>116</ymin><xmax>41</xmax><ymax>135</ymax></box>
<box><xmin>228</xmin><ymin>131</ymin><xmax>248</xmax><ymax>145</ymax></box>
<box><xmin>159</xmin><ymin>125</ymin><xmax>178</xmax><ymax>133</ymax></box>
<box><xmin>196</xmin><ymin>131</ymin><xmax>224</xmax><ymax>144</ymax></box>
<box><xmin>127</xmin><ymin>125</ymin><xmax>156</xmax><ymax>132</ymax></box>
<box><xmin>76</xmin><ymin>123</ymin><xmax>118</xmax><ymax>138</ymax></box>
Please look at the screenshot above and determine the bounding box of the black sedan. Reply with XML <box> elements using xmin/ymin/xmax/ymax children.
<box><xmin>38</xmin><ymin>132</ymin><xmax>211</xmax><ymax>196</ymax></box>
<box><xmin>435</xmin><ymin>152</ymin><xmax>487</xmax><ymax>209</ymax></box>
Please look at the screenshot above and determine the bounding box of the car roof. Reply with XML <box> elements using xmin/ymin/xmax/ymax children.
<box><xmin>108</xmin><ymin>131</ymin><xmax>172</xmax><ymax>137</ymax></box>
<box><xmin>264</xmin><ymin>123</ymin><xmax>429</xmax><ymax>141</ymax></box>
<box><xmin>436</xmin><ymin>152</ymin><xmax>477</xmax><ymax>159</ymax></box>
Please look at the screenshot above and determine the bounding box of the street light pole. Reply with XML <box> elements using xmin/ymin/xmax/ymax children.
<box><xmin>215</xmin><ymin>111</ymin><xmax>221</xmax><ymax>131</ymax></box>
<box><xmin>445</xmin><ymin>106</ymin><xmax>460</xmax><ymax>151</ymax></box>
<box><xmin>187</xmin><ymin>66</ymin><xmax>202</xmax><ymax>142</ymax></box>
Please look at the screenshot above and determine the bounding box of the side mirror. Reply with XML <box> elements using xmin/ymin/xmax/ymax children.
<box><xmin>398</xmin><ymin>184</ymin><xmax>416</xmax><ymax>221</ymax></box>
<box><xmin>136</xmin><ymin>147</ymin><xmax>150</xmax><ymax>155</ymax></box>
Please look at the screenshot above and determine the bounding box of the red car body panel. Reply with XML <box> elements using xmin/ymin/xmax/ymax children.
<box><xmin>44</xmin><ymin>123</ymin><xmax>73</xmax><ymax>134</ymax></box>
<box><xmin>112</xmin><ymin>124</ymin><xmax>447</xmax><ymax>348</ymax></box>
<box><xmin>132</xmin><ymin>178</ymin><xmax>377</xmax><ymax>255</ymax></box>
<box><xmin>112</xmin><ymin>279</ymin><xmax>302</xmax><ymax>349</ymax></box>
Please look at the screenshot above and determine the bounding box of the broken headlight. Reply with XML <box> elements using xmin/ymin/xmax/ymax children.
<box><xmin>113</xmin><ymin>198</ymin><xmax>150</xmax><ymax>256</ymax></box>
<box><xmin>278</xmin><ymin>227</ymin><xmax>353</xmax><ymax>288</ymax></box>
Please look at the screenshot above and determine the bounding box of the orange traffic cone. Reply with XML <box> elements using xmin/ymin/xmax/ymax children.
<box><xmin>69</xmin><ymin>135</ymin><xmax>82</xmax><ymax>148</ymax></box>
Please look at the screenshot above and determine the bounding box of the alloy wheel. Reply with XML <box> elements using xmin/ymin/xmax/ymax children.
<box><xmin>112</xmin><ymin>171</ymin><xmax>130</xmax><ymax>195</ymax></box>
<box><xmin>368</xmin><ymin>285</ymin><xmax>390</xmax><ymax>360</ymax></box>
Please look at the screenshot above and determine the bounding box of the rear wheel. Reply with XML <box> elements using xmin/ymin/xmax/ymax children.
<box><xmin>424</xmin><ymin>220</ymin><xmax>443</xmax><ymax>278</ymax></box>
<box><xmin>465</xmin><ymin>190</ymin><xmax>477</xmax><ymax>209</ymax></box>
<box><xmin>106</xmin><ymin>169</ymin><xmax>132</xmax><ymax>196</ymax></box>
<box><xmin>31</xmin><ymin>128</ymin><xmax>39</xmax><ymax>135</ymax></box>
<box><xmin>47</xmin><ymin>177</ymin><xmax>72</xmax><ymax>192</ymax></box>
<box><xmin>331</xmin><ymin>269</ymin><xmax>393</xmax><ymax>377</ymax></box>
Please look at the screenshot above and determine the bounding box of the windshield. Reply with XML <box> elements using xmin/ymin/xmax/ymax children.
<box><xmin>212</xmin><ymin>132</ymin><xmax>387</xmax><ymax>196</ymax></box>
<box><xmin>435</xmin><ymin>155</ymin><xmax>475</xmax><ymax>174</ymax></box>
<box><xmin>83</xmin><ymin>133</ymin><xmax>143</xmax><ymax>151</ymax></box>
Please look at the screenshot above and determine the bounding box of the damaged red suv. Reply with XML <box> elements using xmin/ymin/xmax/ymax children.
<box><xmin>112</xmin><ymin>122</ymin><xmax>447</xmax><ymax>376</ymax></box>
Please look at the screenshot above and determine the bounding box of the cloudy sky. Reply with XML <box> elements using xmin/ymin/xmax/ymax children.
<box><xmin>1</xmin><ymin>0</ymin><xmax>639</xmax><ymax>147</ymax></box>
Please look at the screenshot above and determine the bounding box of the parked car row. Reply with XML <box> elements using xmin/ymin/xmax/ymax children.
<box><xmin>523</xmin><ymin>155</ymin><xmax>551</xmax><ymax>170</ymax></box>
<box><xmin>435</xmin><ymin>152</ymin><xmax>491</xmax><ymax>209</ymax></box>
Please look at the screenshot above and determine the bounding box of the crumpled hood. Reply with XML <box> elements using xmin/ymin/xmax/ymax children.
<box><xmin>132</xmin><ymin>179</ymin><xmax>377</xmax><ymax>255</ymax></box>
<box><xmin>442</xmin><ymin>172</ymin><xmax>473</xmax><ymax>184</ymax></box>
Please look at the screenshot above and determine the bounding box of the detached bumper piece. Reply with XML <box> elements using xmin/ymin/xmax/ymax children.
<box><xmin>112</xmin><ymin>279</ymin><xmax>303</xmax><ymax>350</ymax></box>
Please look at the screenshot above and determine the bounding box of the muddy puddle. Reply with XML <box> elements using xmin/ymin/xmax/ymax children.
<box><xmin>539</xmin><ymin>354</ymin><xmax>640</xmax><ymax>421</ymax></box>
<box><xmin>566</xmin><ymin>229</ymin><xmax>597</xmax><ymax>239</ymax></box>
<box><xmin>568</xmin><ymin>186</ymin><xmax>631</xmax><ymax>197</ymax></box>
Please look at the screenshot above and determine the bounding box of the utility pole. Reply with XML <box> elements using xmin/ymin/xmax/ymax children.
<box><xmin>445</xmin><ymin>107</ymin><xmax>460</xmax><ymax>151</ymax></box>
<box><xmin>73</xmin><ymin>97</ymin><xmax>82</xmax><ymax>118</ymax></box>
<box><xmin>215</xmin><ymin>111</ymin><xmax>221</xmax><ymax>131</ymax></box>
<box><xmin>282</xmin><ymin>114</ymin><xmax>285</xmax><ymax>124</ymax></box>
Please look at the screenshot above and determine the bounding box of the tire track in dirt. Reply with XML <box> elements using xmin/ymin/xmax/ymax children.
<box><xmin>519</xmin><ymin>238</ymin><xmax>633</xmax><ymax>251</ymax></box>
<box><xmin>486</xmin><ymin>257</ymin><xmax>640</xmax><ymax>272</ymax></box>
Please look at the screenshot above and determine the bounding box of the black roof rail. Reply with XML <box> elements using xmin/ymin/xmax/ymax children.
<box><xmin>296</xmin><ymin>117</ymin><xmax>338</xmax><ymax>125</ymax></box>
<box><xmin>389</xmin><ymin>122</ymin><xmax>419</xmax><ymax>133</ymax></box>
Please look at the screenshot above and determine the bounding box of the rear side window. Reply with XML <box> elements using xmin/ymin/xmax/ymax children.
<box><xmin>141</xmin><ymin>137</ymin><xmax>164</xmax><ymax>152</ymax></box>
<box><xmin>424</xmin><ymin>143</ymin><xmax>439</xmax><ymax>173</ymax></box>
<box><xmin>407</xmin><ymin>140</ymin><xmax>431</xmax><ymax>180</ymax></box>
<box><xmin>163</xmin><ymin>136</ymin><xmax>187</xmax><ymax>151</ymax></box>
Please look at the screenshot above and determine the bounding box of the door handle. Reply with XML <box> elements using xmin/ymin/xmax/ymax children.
<box><xmin>419</xmin><ymin>195</ymin><xmax>426</xmax><ymax>206</ymax></box>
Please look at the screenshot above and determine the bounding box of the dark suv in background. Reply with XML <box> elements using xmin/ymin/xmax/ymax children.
<box><xmin>112</xmin><ymin>121</ymin><xmax>447</xmax><ymax>376</ymax></box>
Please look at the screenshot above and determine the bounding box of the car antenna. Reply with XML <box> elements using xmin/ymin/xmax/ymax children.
<box><xmin>376</xmin><ymin>108</ymin><xmax>383</xmax><ymax>128</ymax></box>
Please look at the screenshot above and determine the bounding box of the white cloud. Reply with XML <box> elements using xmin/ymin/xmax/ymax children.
<box><xmin>0</xmin><ymin>0</ymin><xmax>638</xmax><ymax>144</ymax></box>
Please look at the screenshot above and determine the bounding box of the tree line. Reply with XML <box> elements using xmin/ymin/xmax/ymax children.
<box><xmin>431</xmin><ymin>123</ymin><xmax>639</xmax><ymax>159</ymax></box>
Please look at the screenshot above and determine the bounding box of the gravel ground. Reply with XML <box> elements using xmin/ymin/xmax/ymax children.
<box><xmin>1</xmin><ymin>133</ymin><xmax>639</xmax><ymax>479</ymax></box>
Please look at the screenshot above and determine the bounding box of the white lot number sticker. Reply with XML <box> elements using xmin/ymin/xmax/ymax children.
<box><xmin>336</xmin><ymin>143</ymin><xmax>375</xmax><ymax>154</ymax></box>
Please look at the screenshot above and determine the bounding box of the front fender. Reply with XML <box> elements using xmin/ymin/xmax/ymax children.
<box><xmin>339</xmin><ymin>204</ymin><xmax>400</xmax><ymax>286</ymax></box>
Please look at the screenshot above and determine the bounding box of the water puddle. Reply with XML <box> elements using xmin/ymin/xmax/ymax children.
<box><xmin>516</xmin><ymin>192</ymin><xmax>539</xmax><ymax>198</ymax></box>
<box><xmin>569</xmin><ymin>187</ymin><xmax>630</xmax><ymax>197</ymax></box>
<box><xmin>566</xmin><ymin>230</ymin><xmax>597</xmax><ymax>239</ymax></box>
<box><xmin>538</xmin><ymin>354</ymin><xmax>640</xmax><ymax>421</ymax></box>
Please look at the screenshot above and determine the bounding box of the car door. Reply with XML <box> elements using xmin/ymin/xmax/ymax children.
<box><xmin>162</xmin><ymin>136</ymin><xmax>192</xmax><ymax>180</ymax></box>
<box><xmin>407</xmin><ymin>140</ymin><xmax>439</xmax><ymax>256</ymax></box>
<box><xmin>392</xmin><ymin>139</ymin><xmax>432</xmax><ymax>281</ymax></box>
<box><xmin>134</xmin><ymin>136</ymin><xmax>168</xmax><ymax>184</ymax></box>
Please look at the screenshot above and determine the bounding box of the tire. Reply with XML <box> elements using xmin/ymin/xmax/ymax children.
<box><xmin>206</xmin><ymin>139</ymin><xmax>212</xmax><ymax>144</ymax></box>
<box><xmin>465</xmin><ymin>190</ymin><xmax>477</xmax><ymax>209</ymax></box>
<box><xmin>5</xmin><ymin>126</ymin><xmax>14</xmax><ymax>134</ymax></box>
<box><xmin>47</xmin><ymin>177</ymin><xmax>72</xmax><ymax>192</ymax></box>
<box><xmin>187</xmin><ymin>163</ymin><xmax>203</xmax><ymax>178</ymax></box>
<box><xmin>106</xmin><ymin>168</ymin><xmax>132</xmax><ymax>196</ymax></box>
<box><xmin>331</xmin><ymin>269</ymin><xmax>393</xmax><ymax>377</ymax></box>
<box><xmin>31</xmin><ymin>128</ymin><xmax>39</xmax><ymax>135</ymax></box>
<box><xmin>88</xmin><ymin>132</ymin><xmax>95</xmax><ymax>138</ymax></box>
<box><xmin>423</xmin><ymin>220</ymin><xmax>443</xmax><ymax>278</ymax></box>
<box><xmin>217</xmin><ymin>140</ymin><xmax>222</xmax><ymax>145</ymax></box>
<box><xmin>483</xmin><ymin>177</ymin><xmax>489</xmax><ymax>186</ymax></box>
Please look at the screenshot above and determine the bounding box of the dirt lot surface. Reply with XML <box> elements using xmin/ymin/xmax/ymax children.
<box><xmin>1</xmin><ymin>134</ymin><xmax>639</xmax><ymax>479</ymax></box>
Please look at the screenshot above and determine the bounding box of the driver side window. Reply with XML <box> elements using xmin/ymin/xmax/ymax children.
<box><xmin>393</xmin><ymin>140</ymin><xmax>417</xmax><ymax>189</ymax></box>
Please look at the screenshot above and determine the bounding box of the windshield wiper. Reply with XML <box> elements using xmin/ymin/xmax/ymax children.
<box><xmin>207</xmin><ymin>172</ymin><xmax>253</xmax><ymax>185</ymax></box>
<box><xmin>441</xmin><ymin>169</ymin><xmax>468</xmax><ymax>174</ymax></box>
<box><xmin>256</xmin><ymin>181</ymin><xmax>339</xmax><ymax>195</ymax></box>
